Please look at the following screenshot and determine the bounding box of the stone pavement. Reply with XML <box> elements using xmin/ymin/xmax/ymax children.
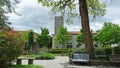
<box><xmin>21</xmin><ymin>56</ymin><xmax>119</xmax><ymax>68</ymax></box>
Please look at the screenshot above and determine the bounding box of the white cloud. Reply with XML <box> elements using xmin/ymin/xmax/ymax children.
<box><xmin>8</xmin><ymin>0</ymin><xmax>53</xmax><ymax>34</ymax></box>
<box><xmin>90</xmin><ymin>22</ymin><xmax>103</xmax><ymax>31</ymax></box>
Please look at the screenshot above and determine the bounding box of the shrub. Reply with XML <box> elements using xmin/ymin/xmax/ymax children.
<box><xmin>0</xmin><ymin>28</ymin><xmax>24</xmax><ymax>66</ymax></box>
<box><xmin>72</xmin><ymin>48</ymin><xmax>86</xmax><ymax>53</ymax></box>
<box><xmin>68</xmin><ymin>48</ymin><xmax>86</xmax><ymax>58</ymax></box>
<box><xmin>49</xmin><ymin>48</ymin><xmax>69</xmax><ymax>54</ymax></box>
<box><xmin>36</xmin><ymin>53</ymin><xmax>55</xmax><ymax>59</ymax></box>
<box><xmin>104</xmin><ymin>47</ymin><xmax>112</xmax><ymax>60</ymax></box>
<box><xmin>95</xmin><ymin>48</ymin><xmax>105</xmax><ymax>55</ymax></box>
<box><xmin>94</xmin><ymin>47</ymin><xmax>105</xmax><ymax>59</ymax></box>
<box><xmin>113</xmin><ymin>46</ymin><xmax>120</xmax><ymax>54</ymax></box>
<box><xmin>68</xmin><ymin>48</ymin><xmax>73</xmax><ymax>58</ymax></box>
<box><xmin>38</xmin><ymin>47</ymin><xmax>49</xmax><ymax>54</ymax></box>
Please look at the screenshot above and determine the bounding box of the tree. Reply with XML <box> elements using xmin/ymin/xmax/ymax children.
<box><xmin>0</xmin><ymin>0</ymin><xmax>19</xmax><ymax>28</ymax></box>
<box><xmin>36</xmin><ymin>28</ymin><xmax>50</xmax><ymax>47</ymax></box>
<box><xmin>0</xmin><ymin>28</ymin><xmax>24</xmax><ymax>66</ymax></box>
<box><xmin>27</xmin><ymin>30</ymin><xmax>34</xmax><ymax>54</ymax></box>
<box><xmin>38</xmin><ymin>0</ymin><xmax>106</xmax><ymax>59</ymax></box>
<box><xmin>97</xmin><ymin>22</ymin><xmax>120</xmax><ymax>47</ymax></box>
<box><xmin>54</xmin><ymin>26</ymin><xmax>70</xmax><ymax>48</ymax></box>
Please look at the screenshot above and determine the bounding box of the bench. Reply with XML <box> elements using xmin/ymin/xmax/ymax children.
<box><xmin>17</xmin><ymin>58</ymin><xmax>34</xmax><ymax>65</ymax></box>
<box><xmin>70</xmin><ymin>53</ymin><xmax>89</xmax><ymax>65</ymax></box>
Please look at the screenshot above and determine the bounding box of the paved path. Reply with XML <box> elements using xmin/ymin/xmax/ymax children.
<box><xmin>21</xmin><ymin>56</ymin><xmax>119</xmax><ymax>68</ymax></box>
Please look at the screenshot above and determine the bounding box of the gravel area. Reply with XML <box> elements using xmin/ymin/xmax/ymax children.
<box><xmin>21</xmin><ymin>56</ymin><xmax>119</xmax><ymax>68</ymax></box>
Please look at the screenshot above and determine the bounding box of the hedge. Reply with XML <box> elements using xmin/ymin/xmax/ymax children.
<box><xmin>104</xmin><ymin>47</ymin><xmax>112</xmax><ymax>60</ymax></box>
<box><xmin>49</xmin><ymin>48</ymin><xmax>70</xmax><ymax>54</ymax></box>
<box><xmin>36</xmin><ymin>53</ymin><xmax>55</xmax><ymax>60</ymax></box>
<box><xmin>113</xmin><ymin>46</ymin><xmax>120</xmax><ymax>54</ymax></box>
<box><xmin>68</xmin><ymin>48</ymin><xmax>86</xmax><ymax>58</ymax></box>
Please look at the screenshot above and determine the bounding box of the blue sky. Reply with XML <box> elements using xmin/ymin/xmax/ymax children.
<box><xmin>8</xmin><ymin>0</ymin><xmax>120</xmax><ymax>34</ymax></box>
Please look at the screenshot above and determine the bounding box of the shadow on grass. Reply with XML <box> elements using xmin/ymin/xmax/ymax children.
<box><xmin>8</xmin><ymin>65</ymin><xmax>43</xmax><ymax>68</ymax></box>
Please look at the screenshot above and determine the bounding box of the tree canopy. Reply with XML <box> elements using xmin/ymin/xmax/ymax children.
<box><xmin>97</xmin><ymin>22</ymin><xmax>120</xmax><ymax>46</ymax></box>
<box><xmin>36</xmin><ymin>28</ymin><xmax>50</xmax><ymax>47</ymax></box>
<box><xmin>38</xmin><ymin>0</ymin><xmax>106</xmax><ymax>22</ymax></box>
<box><xmin>54</xmin><ymin>26</ymin><xmax>70</xmax><ymax>48</ymax></box>
<box><xmin>0</xmin><ymin>0</ymin><xmax>19</xmax><ymax>27</ymax></box>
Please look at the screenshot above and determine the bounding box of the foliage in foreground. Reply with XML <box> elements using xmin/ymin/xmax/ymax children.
<box><xmin>9</xmin><ymin>65</ymin><xmax>43</xmax><ymax>68</ymax></box>
<box><xmin>0</xmin><ymin>28</ymin><xmax>24</xmax><ymax>66</ymax></box>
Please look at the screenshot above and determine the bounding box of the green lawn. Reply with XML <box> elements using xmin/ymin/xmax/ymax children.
<box><xmin>9</xmin><ymin>65</ymin><xmax>43</xmax><ymax>68</ymax></box>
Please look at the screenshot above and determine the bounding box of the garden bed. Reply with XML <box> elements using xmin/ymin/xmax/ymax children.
<box><xmin>19</xmin><ymin>53</ymin><xmax>55</xmax><ymax>60</ymax></box>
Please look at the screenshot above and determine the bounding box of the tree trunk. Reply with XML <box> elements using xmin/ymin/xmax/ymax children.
<box><xmin>79</xmin><ymin>0</ymin><xmax>95</xmax><ymax>59</ymax></box>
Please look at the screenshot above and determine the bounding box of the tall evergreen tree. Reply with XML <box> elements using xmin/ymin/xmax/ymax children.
<box><xmin>27</xmin><ymin>30</ymin><xmax>34</xmax><ymax>54</ymax></box>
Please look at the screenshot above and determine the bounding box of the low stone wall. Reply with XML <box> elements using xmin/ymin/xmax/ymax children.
<box><xmin>89</xmin><ymin>60</ymin><xmax>120</xmax><ymax>66</ymax></box>
<box><xmin>109</xmin><ymin>54</ymin><xmax>120</xmax><ymax>61</ymax></box>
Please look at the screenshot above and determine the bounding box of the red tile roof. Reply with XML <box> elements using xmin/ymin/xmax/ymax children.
<box><xmin>68</xmin><ymin>31</ymin><xmax>79</xmax><ymax>35</ymax></box>
<box><xmin>68</xmin><ymin>31</ymin><xmax>98</xmax><ymax>35</ymax></box>
<box><xmin>14</xmin><ymin>30</ymin><xmax>38</xmax><ymax>39</ymax></box>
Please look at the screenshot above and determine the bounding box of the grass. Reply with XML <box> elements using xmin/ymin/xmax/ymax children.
<box><xmin>9</xmin><ymin>65</ymin><xmax>43</xmax><ymax>68</ymax></box>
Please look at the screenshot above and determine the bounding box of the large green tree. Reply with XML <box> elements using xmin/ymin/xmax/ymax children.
<box><xmin>97</xmin><ymin>22</ymin><xmax>120</xmax><ymax>47</ymax></box>
<box><xmin>54</xmin><ymin>26</ymin><xmax>70</xmax><ymax>48</ymax></box>
<box><xmin>0</xmin><ymin>0</ymin><xmax>19</xmax><ymax>28</ymax></box>
<box><xmin>38</xmin><ymin>0</ymin><xmax>106</xmax><ymax>59</ymax></box>
<box><xmin>36</xmin><ymin>28</ymin><xmax>50</xmax><ymax>47</ymax></box>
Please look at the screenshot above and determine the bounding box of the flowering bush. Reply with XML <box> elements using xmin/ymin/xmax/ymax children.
<box><xmin>0</xmin><ymin>28</ymin><xmax>24</xmax><ymax>66</ymax></box>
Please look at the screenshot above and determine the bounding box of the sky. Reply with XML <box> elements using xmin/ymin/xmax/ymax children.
<box><xmin>8</xmin><ymin>0</ymin><xmax>120</xmax><ymax>34</ymax></box>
